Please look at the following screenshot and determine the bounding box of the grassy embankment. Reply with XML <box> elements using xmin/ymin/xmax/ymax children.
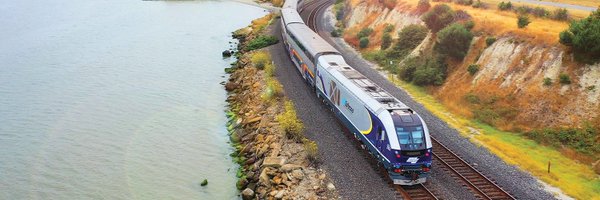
<box><xmin>339</xmin><ymin>0</ymin><xmax>600</xmax><ymax>198</ymax></box>
<box><xmin>390</xmin><ymin>78</ymin><xmax>600</xmax><ymax>199</ymax></box>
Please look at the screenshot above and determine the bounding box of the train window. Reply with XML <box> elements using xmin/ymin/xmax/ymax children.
<box><xmin>397</xmin><ymin>128</ymin><xmax>409</xmax><ymax>145</ymax></box>
<box><xmin>412</xmin><ymin>131</ymin><xmax>423</xmax><ymax>144</ymax></box>
<box><xmin>396</xmin><ymin>126</ymin><xmax>424</xmax><ymax>146</ymax></box>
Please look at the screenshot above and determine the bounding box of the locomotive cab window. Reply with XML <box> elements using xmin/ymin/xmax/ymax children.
<box><xmin>396</xmin><ymin>126</ymin><xmax>425</xmax><ymax>149</ymax></box>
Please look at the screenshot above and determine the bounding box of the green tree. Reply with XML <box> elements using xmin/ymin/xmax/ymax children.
<box><xmin>559</xmin><ymin>73</ymin><xmax>571</xmax><ymax>84</ymax></box>
<box><xmin>387</xmin><ymin>24</ymin><xmax>428</xmax><ymax>58</ymax></box>
<box><xmin>412</xmin><ymin>55</ymin><xmax>447</xmax><ymax>85</ymax></box>
<box><xmin>517</xmin><ymin>14</ymin><xmax>531</xmax><ymax>28</ymax></box>
<box><xmin>359</xmin><ymin>37</ymin><xmax>370</xmax><ymax>48</ymax></box>
<box><xmin>486</xmin><ymin>36</ymin><xmax>497</xmax><ymax>46</ymax></box>
<box><xmin>559</xmin><ymin>7</ymin><xmax>600</xmax><ymax>60</ymax></box>
<box><xmin>422</xmin><ymin>4</ymin><xmax>455</xmax><ymax>32</ymax></box>
<box><xmin>435</xmin><ymin>23</ymin><xmax>473</xmax><ymax>59</ymax></box>
<box><xmin>381</xmin><ymin>32</ymin><xmax>392</xmax><ymax>50</ymax></box>
<box><xmin>497</xmin><ymin>1</ymin><xmax>512</xmax><ymax>10</ymax></box>
<box><xmin>357</xmin><ymin>27</ymin><xmax>374</xmax><ymax>38</ymax></box>
<box><xmin>467</xmin><ymin>64</ymin><xmax>479</xmax><ymax>75</ymax></box>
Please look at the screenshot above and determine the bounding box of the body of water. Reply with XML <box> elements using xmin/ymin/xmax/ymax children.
<box><xmin>0</xmin><ymin>0</ymin><xmax>265</xmax><ymax>199</ymax></box>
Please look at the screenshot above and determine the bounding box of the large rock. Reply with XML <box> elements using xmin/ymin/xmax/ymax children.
<box><xmin>291</xmin><ymin>169</ymin><xmax>304</xmax><ymax>180</ymax></box>
<box><xmin>241</xmin><ymin>188</ymin><xmax>254</xmax><ymax>200</ymax></box>
<box><xmin>222</xmin><ymin>50</ymin><xmax>232</xmax><ymax>57</ymax></box>
<box><xmin>274</xmin><ymin>190</ymin><xmax>285</xmax><ymax>199</ymax></box>
<box><xmin>280</xmin><ymin>164</ymin><xmax>303</xmax><ymax>172</ymax></box>
<box><xmin>259</xmin><ymin>168</ymin><xmax>272</xmax><ymax>187</ymax></box>
<box><xmin>327</xmin><ymin>183</ymin><xmax>336</xmax><ymax>191</ymax></box>
<box><xmin>263</xmin><ymin>157</ymin><xmax>286</xmax><ymax>168</ymax></box>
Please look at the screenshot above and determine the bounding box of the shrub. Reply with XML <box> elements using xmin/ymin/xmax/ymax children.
<box><xmin>543</xmin><ymin>77</ymin><xmax>552</xmax><ymax>86</ymax></box>
<box><xmin>435</xmin><ymin>23</ymin><xmax>473</xmax><ymax>59</ymax></box>
<box><xmin>411</xmin><ymin>55</ymin><xmax>447</xmax><ymax>85</ymax></box>
<box><xmin>526</xmin><ymin>125</ymin><xmax>600</xmax><ymax>157</ymax></box>
<box><xmin>359</xmin><ymin>37</ymin><xmax>370</xmax><ymax>48</ymax></box>
<box><xmin>331</xmin><ymin>29</ymin><xmax>343</xmax><ymax>37</ymax></box>
<box><xmin>517</xmin><ymin>14</ymin><xmax>531</xmax><ymax>28</ymax></box>
<box><xmin>387</xmin><ymin>24</ymin><xmax>428</xmax><ymax>58</ymax></box>
<box><xmin>532</xmin><ymin>7</ymin><xmax>549</xmax><ymax>18</ymax></box>
<box><xmin>277</xmin><ymin>101</ymin><xmax>304</xmax><ymax>141</ymax></box>
<box><xmin>559</xmin><ymin>73</ymin><xmax>571</xmax><ymax>84</ymax></box>
<box><xmin>422</xmin><ymin>4</ymin><xmax>455</xmax><ymax>32</ymax></box>
<box><xmin>497</xmin><ymin>1</ymin><xmax>512</xmax><ymax>11</ymax></box>
<box><xmin>473</xmin><ymin>108</ymin><xmax>500</xmax><ymax>125</ymax></box>
<box><xmin>486</xmin><ymin>36</ymin><xmax>497</xmax><ymax>46</ymax></box>
<box><xmin>384</xmin><ymin>24</ymin><xmax>395</xmax><ymax>33</ymax></box>
<box><xmin>263</xmin><ymin>78</ymin><xmax>283</xmax><ymax>100</ymax></box>
<box><xmin>245</xmin><ymin>35</ymin><xmax>278</xmax><ymax>51</ymax></box>
<box><xmin>251</xmin><ymin>51</ymin><xmax>270</xmax><ymax>70</ymax></box>
<box><xmin>264</xmin><ymin>62</ymin><xmax>275</xmax><ymax>77</ymax></box>
<box><xmin>514</xmin><ymin>5</ymin><xmax>532</xmax><ymax>15</ymax></box>
<box><xmin>472</xmin><ymin>0</ymin><xmax>485</xmax><ymax>8</ymax></box>
<box><xmin>302</xmin><ymin>138</ymin><xmax>319</xmax><ymax>164</ymax></box>
<box><xmin>335</xmin><ymin>4</ymin><xmax>345</xmax><ymax>20</ymax></box>
<box><xmin>559</xmin><ymin>30</ymin><xmax>573</xmax><ymax>45</ymax></box>
<box><xmin>381</xmin><ymin>32</ymin><xmax>393</xmax><ymax>50</ymax></box>
<box><xmin>552</xmin><ymin>8</ymin><xmax>569</xmax><ymax>21</ymax></box>
<box><xmin>464</xmin><ymin>93</ymin><xmax>480</xmax><ymax>104</ymax></box>
<box><xmin>559</xmin><ymin>8</ymin><xmax>600</xmax><ymax>60</ymax></box>
<box><xmin>398</xmin><ymin>56</ymin><xmax>419</xmax><ymax>81</ymax></box>
<box><xmin>398</xmin><ymin>56</ymin><xmax>447</xmax><ymax>86</ymax></box>
<box><xmin>357</xmin><ymin>27</ymin><xmax>374</xmax><ymax>38</ymax></box>
<box><xmin>454</xmin><ymin>0</ymin><xmax>473</xmax><ymax>6</ymax></box>
<box><xmin>454</xmin><ymin>10</ymin><xmax>472</xmax><ymax>22</ymax></box>
<box><xmin>467</xmin><ymin>64</ymin><xmax>479</xmax><ymax>75</ymax></box>
<box><xmin>417</xmin><ymin>0</ymin><xmax>431</xmax><ymax>13</ymax></box>
<box><xmin>463</xmin><ymin>20</ymin><xmax>475</xmax><ymax>30</ymax></box>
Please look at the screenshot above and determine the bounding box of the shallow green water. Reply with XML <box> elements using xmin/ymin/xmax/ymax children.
<box><xmin>0</xmin><ymin>1</ymin><xmax>265</xmax><ymax>199</ymax></box>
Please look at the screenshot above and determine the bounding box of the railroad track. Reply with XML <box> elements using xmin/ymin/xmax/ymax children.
<box><xmin>300</xmin><ymin>1</ymin><xmax>439</xmax><ymax>199</ymax></box>
<box><xmin>299</xmin><ymin>1</ymin><xmax>514</xmax><ymax>199</ymax></box>
<box><xmin>306</xmin><ymin>0</ymin><xmax>332</xmax><ymax>31</ymax></box>
<box><xmin>431</xmin><ymin>137</ymin><xmax>515</xmax><ymax>200</ymax></box>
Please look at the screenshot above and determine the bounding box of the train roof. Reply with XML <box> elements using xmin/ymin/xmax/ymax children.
<box><xmin>283</xmin><ymin>0</ymin><xmax>298</xmax><ymax>10</ymax></box>
<box><xmin>286</xmin><ymin>24</ymin><xmax>339</xmax><ymax>56</ymax></box>
<box><xmin>281</xmin><ymin>8</ymin><xmax>304</xmax><ymax>25</ymax></box>
<box><xmin>318</xmin><ymin>55</ymin><xmax>410</xmax><ymax>112</ymax></box>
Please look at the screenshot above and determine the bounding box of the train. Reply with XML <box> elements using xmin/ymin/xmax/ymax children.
<box><xmin>279</xmin><ymin>0</ymin><xmax>432</xmax><ymax>185</ymax></box>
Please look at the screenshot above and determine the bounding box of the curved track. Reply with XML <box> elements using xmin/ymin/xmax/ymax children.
<box><xmin>298</xmin><ymin>1</ymin><xmax>517</xmax><ymax>199</ymax></box>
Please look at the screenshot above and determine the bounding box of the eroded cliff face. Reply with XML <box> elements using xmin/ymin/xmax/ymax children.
<box><xmin>342</xmin><ymin>0</ymin><xmax>599</xmax><ymax>130</ymax></box>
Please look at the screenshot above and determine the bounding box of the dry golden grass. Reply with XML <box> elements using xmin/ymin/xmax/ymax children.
<box><xmin>251</xmin><ymin>14</ymin><xmax>273</xmax><ymax>34</ymax></box>
<box><xmin>402</xmin><ymin>0</ymin><xmax>572</xmax><ymax>45</ymax></box>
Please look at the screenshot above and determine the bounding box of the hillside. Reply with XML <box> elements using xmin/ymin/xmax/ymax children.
<box><xmin>339</xmin><ymin>0</ymin><xmax>599</xmax><ymax>142</ymax></box>
<box><xmin>333</xmin><ymin>0</ymin><xmax>600</xmax><ymax>198</ymax></box>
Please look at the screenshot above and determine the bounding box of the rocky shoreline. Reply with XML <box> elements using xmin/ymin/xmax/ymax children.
<box><xmin>224</xmin><ymin>13</ymin><xmax>338</xmax><ymax>200</ymax></box>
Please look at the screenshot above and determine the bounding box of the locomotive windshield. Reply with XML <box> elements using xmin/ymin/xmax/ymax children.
<box><xmin>396</xmin><ymin>126</ymin><xmax>426</xmax><ymax>150</ymax></box>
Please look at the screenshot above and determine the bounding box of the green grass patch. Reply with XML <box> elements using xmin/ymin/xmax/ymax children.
<box><xmin>245</xmin><ymin>35</ymin><xmax>278</xmax><ymax>51</ymax></box>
